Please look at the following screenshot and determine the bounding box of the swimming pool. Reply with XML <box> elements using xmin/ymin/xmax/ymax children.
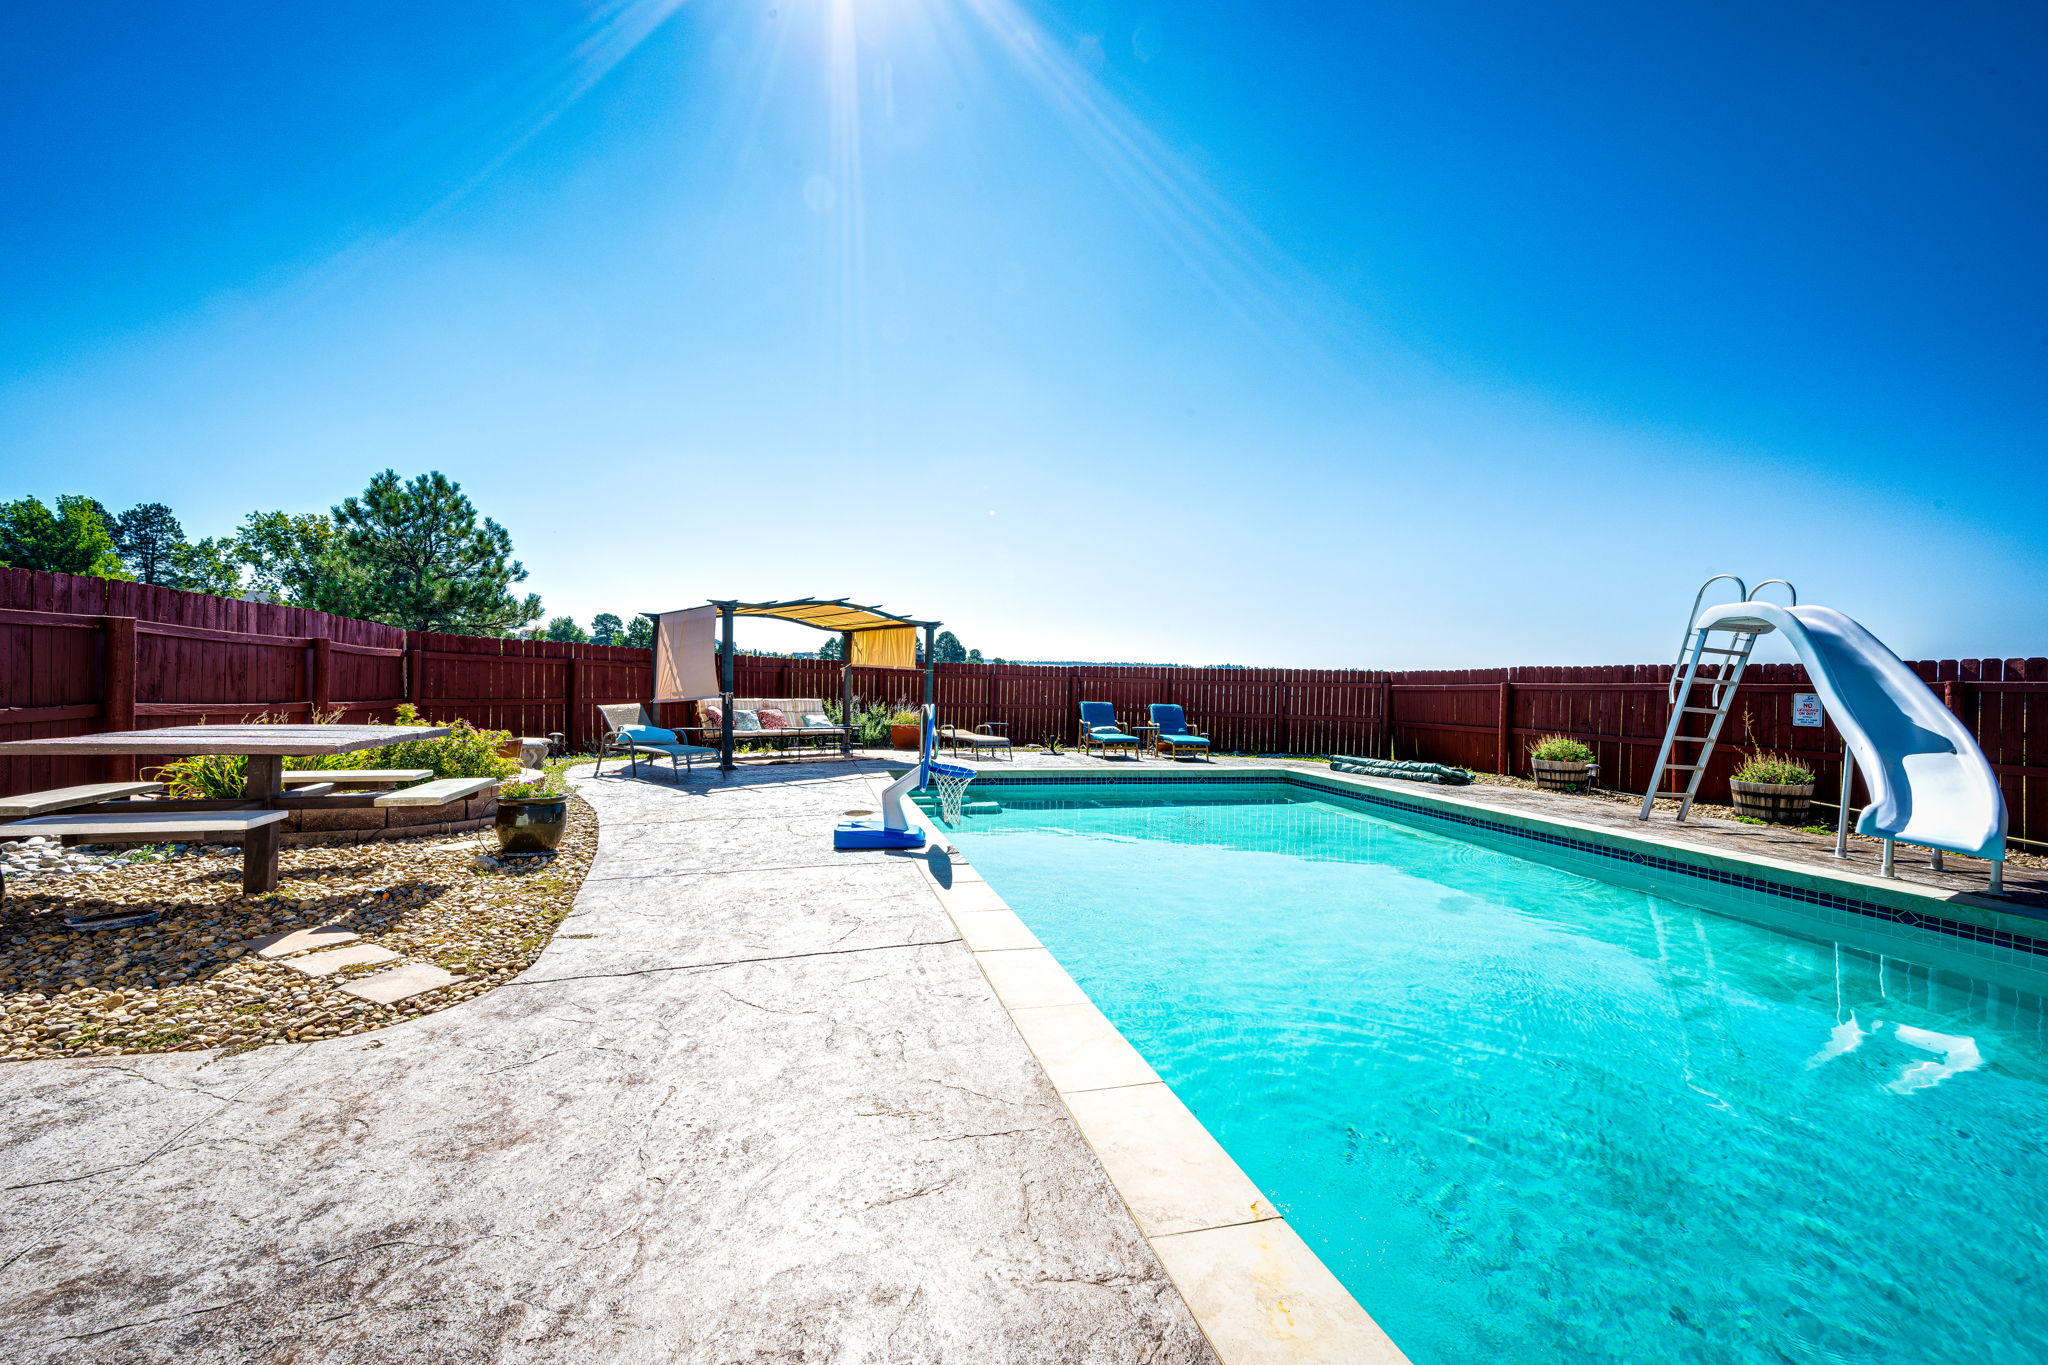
<box><xmin>944</xmin><ymin>778</ymin><xmax>2048</xmax><ymax>1365</ymax></box>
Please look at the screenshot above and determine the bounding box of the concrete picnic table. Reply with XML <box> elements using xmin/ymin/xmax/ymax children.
<box><xmin>0</xmin><ymin>725</ymin><xmax>453</xmax><ymax>895</ymax></box>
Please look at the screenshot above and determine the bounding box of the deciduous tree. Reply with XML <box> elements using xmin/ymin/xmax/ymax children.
<box><xmin>0</xmin><ymin>495</ymin><xmax>126</xmax><ymax>577</ymax></box>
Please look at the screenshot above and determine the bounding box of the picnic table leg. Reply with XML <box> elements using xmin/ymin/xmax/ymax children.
<box><xmin>242</xmin><ymin>755</ymin><xmax>283</xmax><ymax>895</ymax></box>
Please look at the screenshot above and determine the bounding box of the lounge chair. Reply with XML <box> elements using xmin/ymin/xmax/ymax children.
<box><xmin>1077</xmin><ymin>701</ymin><xmax>1141</xmax><ymax>759</ymax></box>
<box><xmin>940</xmin><ymin>723</ymin><xmax>1013</xmax><ymax>760</ymax></box>
<box><xmin>1148</xmin><ymin>703</ymin><xmax>1210</xmax><ymax>761</ymax></box>
<box><xmin>595</xmin><ymin>704</ymin><xmax>717</xmax><ymax>781</ymax></box>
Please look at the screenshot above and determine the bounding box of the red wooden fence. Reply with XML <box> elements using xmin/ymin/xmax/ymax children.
<box><xmin>3</xmin><ymin>568</ymin><xmax>2043</xmax><ymax>845</ymax></box>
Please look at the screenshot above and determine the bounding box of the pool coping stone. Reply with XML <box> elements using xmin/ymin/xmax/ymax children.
<box><xmin>877</xmin><ymin>773</ymin><xmax>1415</xmax><ymax>1365</ymax></box>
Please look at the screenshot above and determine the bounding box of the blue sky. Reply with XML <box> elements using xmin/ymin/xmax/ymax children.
<box><xmin>2</xmin><ymin>0</ymin><xmax>2042</xmax><ymax>667</ymax></box>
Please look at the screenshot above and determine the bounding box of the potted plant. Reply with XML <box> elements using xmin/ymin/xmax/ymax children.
<box><xmin>887</xmin><ymin>708</ymin><xmax>923</xmax><ymax>751</ymax></box>
<box><xmin>1729</xmin><ymin>753</ymin><xmax>1816</xmax><ymax>824</ymax></box>
<box><xmin>495</xmin><ymin>771</ymin><xmax>569</xmax><ymax>855</ymax></box>
<box><xmin>1528</xmin><ymin>735</ymin><xmax>1596</xmax><ymax>792</ymax></box>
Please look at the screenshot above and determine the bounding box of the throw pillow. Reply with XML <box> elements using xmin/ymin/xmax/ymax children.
<box><xmin>756</xmin><ymin>709</ymin><xmax>792</xmax><ymax>730</ymax></box>
<box><xmin>618</xmin><ymin>724</ymin><xmax>678</xmax><ymax>744</ymax></box>
<box><xmin>732</xmin><ymin>709</ymin><xmax>763</xmax><ymax>732</ymax></box>
<box><xmin>801</xmin><ymin>712</ymin><xmax>835</xmax><ymax>729</ymax></box>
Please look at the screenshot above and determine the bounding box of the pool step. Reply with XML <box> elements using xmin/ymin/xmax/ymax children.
<box><xmin>910</xmin><ymin>794</ymin><xmax>1002</xmax><ymax>817</ymax></box>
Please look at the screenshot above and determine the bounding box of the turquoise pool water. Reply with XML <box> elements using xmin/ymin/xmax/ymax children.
<box><xmin>945</xmin><ymin>782</ymin><xmax>2048</xmax><ymax>1365</ymax></box>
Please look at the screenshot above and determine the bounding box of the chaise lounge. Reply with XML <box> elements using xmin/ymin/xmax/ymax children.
<box><xmin>1077</xmin><ymin>701</ymin><xmax>1141</xmax><ymax>759</ymax></box>
<box><xmin>1148</xmin><ymin>703</ymin><xmax>1211</xmax><ymax>761</ymax></box>
<box><xmin>595</xmin><ymin>705</ymin><xmax>718</xmax><ymax>781</ymax></box>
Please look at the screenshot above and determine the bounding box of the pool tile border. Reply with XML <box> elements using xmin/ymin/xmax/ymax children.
<box><xmin>964</xmin><ymin>767</ymin><xmax>2048</xmax><ymax>967</ymax></box>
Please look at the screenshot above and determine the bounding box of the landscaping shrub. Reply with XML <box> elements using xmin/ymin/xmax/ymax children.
<box><xmin>1529</xmin><ymin>734</ymin><xmax>1595</xmax><ymax>764</ymax></box>
<box><xmin>1733</xmin><ymin>753</ymin><xmax>1815</xmax><ymax>785</ymax></box>
<box><xmin>155</xmin><ymin>707</ymin><xmax>517</xmax><ymax>798</ymax></box>
<box><xmin>825</xmin><ymin>699</ymin><xmax>906</xmax><ymax>747</ymax></box>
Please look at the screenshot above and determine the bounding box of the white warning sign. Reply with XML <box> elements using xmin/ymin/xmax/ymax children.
<box><xmin>1792</xmin><ymin>693</ymin><xmax>1824</xmax><ymax>727</ymax></box>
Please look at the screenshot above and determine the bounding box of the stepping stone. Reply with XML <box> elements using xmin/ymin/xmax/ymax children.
<box><xmin>282</xmin><ymin>944</ymin><xmax>402</xmax><ymax>977</ymax></box>
<box><xmin>337</xmin><ymin>963</ymin><xmax>466</xmax><ymax>1005</ymax></box>
<box><xmin>246</xmin><ymin>925</ymin><xmax>360</xmax><ymax>959</ymax></box>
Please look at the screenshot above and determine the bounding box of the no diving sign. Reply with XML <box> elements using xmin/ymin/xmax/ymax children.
<box><xmin>1792</xmin><ymin>693</ymin><xmax>1824</xmax><ymax>727</ymax></box>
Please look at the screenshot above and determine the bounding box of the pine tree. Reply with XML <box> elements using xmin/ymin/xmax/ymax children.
<box><xmin>590</xmin><ymin>612</ymin><xmax>625</xmax><ymax>646</ymax></box>
<box><xmin>543</xmin><ymin>616</ymin><xmax>589</xmax><ymax>643</ymax></box>
<box><xmin>329</xmin><ymin>471</ymin><xmax>542</xmax><ymax>634</ymax></box>
<box><xmin>623</xmin><ymin>614</ymin><xmax>655</xmax><ymax>649</ymax></box>
<box><xmin>112</xmin><ymin>503</ymin><xmax>186</xmax><ymax>584</ymax></box>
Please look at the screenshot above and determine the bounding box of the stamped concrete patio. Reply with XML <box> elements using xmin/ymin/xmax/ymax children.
<box><xmin>0</xmin><ymin>759</ymin><xmax>1217</xmax><ymax>1364</ymax></box>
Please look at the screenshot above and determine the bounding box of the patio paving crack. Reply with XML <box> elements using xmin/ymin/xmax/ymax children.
<box><xmin>508</xmin><ymin>935</ymin><xmax>963</xmax><ymax>987</ymax></box>
<box><xmin>0</xmin><ymin>1042</ymin><xmax>310</xmax><ymax>1272</ymax></box>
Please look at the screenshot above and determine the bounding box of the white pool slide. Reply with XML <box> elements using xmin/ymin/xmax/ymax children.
<box><xmin>1695</xmin><ymin>600</ymin><xmax>2006</xmax><ymax>865</ymax></box>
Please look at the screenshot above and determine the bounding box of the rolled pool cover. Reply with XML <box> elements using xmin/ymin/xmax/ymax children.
<box><xmin>1327</xmin><ymin>756</ymin><xmax>1474</xmax><ymax>786</ymax></box>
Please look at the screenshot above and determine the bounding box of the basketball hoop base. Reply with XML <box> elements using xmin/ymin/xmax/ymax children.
<box><xmin>833</xmin><ymin>820</ymin><xmax>926</xmax><ymax>850</ymax></box>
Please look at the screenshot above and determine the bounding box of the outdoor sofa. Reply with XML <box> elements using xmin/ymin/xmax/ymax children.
<box><xmin>686</xmin><ymin>698</ymin><xmax>849</xmax><ymax>756</ymax></box>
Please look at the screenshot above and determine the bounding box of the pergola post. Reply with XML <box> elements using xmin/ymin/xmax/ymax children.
<box><xmin>840</xmin><ymin>631</ymin><xmax>855</xmax><ymax>756</ymax></box>
<box><xmin>923</xmin><ymin>624</ymin><xmax>936</xmax><ymax>711</ymax></box>
<box><xmin>719</xmin><ymin>603</ymin><xmax>736</xmax><ymax>773</ymax></box>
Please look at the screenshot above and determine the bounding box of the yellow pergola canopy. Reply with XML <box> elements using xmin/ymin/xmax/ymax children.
<box><xmin>719</xmin><ymin>599</ymin><xmax>933</xmax><ymax>670</ymax></box>
<box><xmin>726</xmin><ymin>599</ymin><xmax>931</xmax><ymax>635</ymax></box>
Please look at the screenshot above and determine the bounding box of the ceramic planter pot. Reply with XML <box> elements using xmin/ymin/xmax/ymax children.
<box><xmin>1530</xmin><ymin>758</ymin><xmax>1593</xmax><ymax>792</ymax></box>
<box><xmin>1729</xmin><ymin>779</ymin><xmax>1814</xmax><ymax>824</ymax></box>
<box><xmin>888</xmin><ymin>723</ymin><xmax>922</xmax><ymax>750</ymax></box>
<box><xmin>496</xmin><ymin>794</ymin><xmax>568</xmax><ymax>855</ymax></box>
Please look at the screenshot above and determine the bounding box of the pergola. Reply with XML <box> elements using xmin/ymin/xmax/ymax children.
<box><xmin>648</xmin><ymin>598</ymin><xmax>942</xmax><ymax>772</ymax></box>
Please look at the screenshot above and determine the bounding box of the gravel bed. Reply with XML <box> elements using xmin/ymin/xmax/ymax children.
<box><xmin>0</xmin><ymin>794</ymin><xmax>596</xmax><ymax>1062</ymax></box>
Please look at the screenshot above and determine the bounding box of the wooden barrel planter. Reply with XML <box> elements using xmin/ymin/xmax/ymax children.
<box><xmin>1729</xmin><ymin>780</ymin><xmax>1814</xmax><ymax>824</ymax></box>
<box><xmin>1530</xmin><ymin>759</ymin><xmax>1593</xmax><ymax>792</ymax></box>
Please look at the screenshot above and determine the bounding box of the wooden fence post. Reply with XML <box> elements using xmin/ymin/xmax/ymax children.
<box><xmin>310</xmin><ymin>636</ymin><xmax>332</xmax><ymax>717</ymax></box>
<box><xmin>1275</xmin><ymin>681</ymin><xmax>1290</xmax><ymax>755</ymax></box>
<box><xmin>407</xmin><ymin>643</ymin><xmax>427</xmax><ymax>717</ymax></box>
<box><xmin>101</xmin><ymin>615</ymin><xmax>137</xmax><ymax>781</ymax></box>
<box><xmin>567</xmin><ymin>654</ymin><xmax>585</xmax><ymax>751</ymax></box>
<box><xmin>1496</xmin><ymin>680</ymin><xmax>1514</xmax><ymax>775</ymax></box>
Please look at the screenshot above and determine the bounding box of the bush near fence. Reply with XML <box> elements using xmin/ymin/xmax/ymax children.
<box><xmin>3</xmin><ymin>567</ymin><xmax>2041</xmax><ymax>844</ymax></box>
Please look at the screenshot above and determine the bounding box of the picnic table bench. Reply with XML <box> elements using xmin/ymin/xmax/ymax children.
<box><xmin>0</xmin><ymin>726</ymin><xmax>482</xmax><ymax>902</ymax></box>
<box><xmin>280</xmin><ymin>769</ymin><xmax>433</xmax><ymax>788</ymax></box>
<box><xmin>0</xmin><ymin>782</ymin><xmax>165</xmax><ymax>819</ymax></box>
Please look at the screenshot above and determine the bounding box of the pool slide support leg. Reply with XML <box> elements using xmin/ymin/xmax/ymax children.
<box><xmin>1833</xmin><ymin>752</ymin><xmax>1854</xmax><ymax>861</ymax></box>
<box><xmin>1990</xmin><ymin>860</ymin><xmax>2005</xmax><ymax>895</ymax></box>
<box><xmin>1881</xmin><ymin>840</ymin><xmax>1896</xmax><ymax>879</ymax></box>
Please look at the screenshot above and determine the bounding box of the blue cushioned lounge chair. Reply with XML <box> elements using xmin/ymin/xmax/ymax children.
<box><xmin>1077</xmin><ymin>701</ymin><xmax>1141</xmax><ymax>759</ymax></box>
<box><xmin>1148</xmin><ymin>703</ymin><xmax>1210</xmax><ymax>761</ymax></box>
<box><xmin>595</xmin><ymin>704</ymin><xmax>718</xmax><ymax>782</ymax></box>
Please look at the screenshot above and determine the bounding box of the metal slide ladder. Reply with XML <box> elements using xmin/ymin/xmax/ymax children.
<box><xmin>1638</xmin><ymin>575</ymin><xmax>1797</xmax><ymax>822</ymax></box>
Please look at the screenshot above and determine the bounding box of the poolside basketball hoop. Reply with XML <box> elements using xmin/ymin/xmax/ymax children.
<box><xmin>926</xmin><ymin>760</ymin><xmax>976</xmax><ymax>825</ymax></box>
